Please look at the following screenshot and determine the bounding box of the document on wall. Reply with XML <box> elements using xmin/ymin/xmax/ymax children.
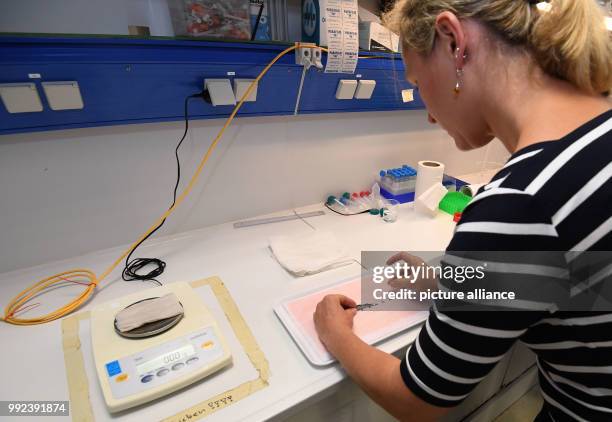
<box><xmin>324</xmin><ymin>0</ymin><xmax>358</xmax><ymax>74</ymax></box>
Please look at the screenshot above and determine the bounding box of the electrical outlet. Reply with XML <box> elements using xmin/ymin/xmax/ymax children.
<box><xmin>295</xmin><ymin>42</ymin><xmax>317</xmax><ymax>66</ymax></box>
<box><xmin>311</xmin><ymin>47</ymin><xmax>323</xmax><ymax>69</ymax></box>
<box><xmin>295</xmin><ymin>43</ymin><xmax>322</xmax><ymax>69</ymax></box>
<box><xmin>203</xmin><ymin>79</ymin><xmax>236</xmax><ymax>106</ymax></box>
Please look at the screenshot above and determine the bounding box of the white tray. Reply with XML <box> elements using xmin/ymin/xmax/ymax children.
<box><xmin>274</xmin><ymin>278</ymin><xmax>428</xmax><ymax>366</ymax></box>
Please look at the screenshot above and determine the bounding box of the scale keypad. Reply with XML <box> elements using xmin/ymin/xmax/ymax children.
<box><xmin>105</xmin><ymin>326</ymin><xmax>224</xmax><ymax>399</ymax></box>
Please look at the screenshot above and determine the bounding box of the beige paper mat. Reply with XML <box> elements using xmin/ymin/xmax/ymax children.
<box><xmin>61</xmin><ymin>276</ymin><xmax>269</xmax><ymax>422</ymax></box>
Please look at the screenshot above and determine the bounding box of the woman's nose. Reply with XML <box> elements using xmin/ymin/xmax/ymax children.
<box><xmin>428</xmin><ymin>113</ymin><xmax>437</xmax><ymax>124</ymax></box>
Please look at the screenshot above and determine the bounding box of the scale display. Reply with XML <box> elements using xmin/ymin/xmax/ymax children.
<box><xmin>136</xmin><ymin>344</ymin><xmax>196</xmax><ymax>375</ymax></box>
<box><xmin>91</xmin><ymin>282</ymin><xmax>232</xmax><ymax>413</ymax></box>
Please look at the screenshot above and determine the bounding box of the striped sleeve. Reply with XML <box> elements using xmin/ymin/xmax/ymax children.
<box><xmin>400</xmin><ymin>110</ymin><xmax>612</xmax><ymax>412</ymax></box>
<box><xmin>400</xmin><ymin>193</ymin><xmax>553</xmax><ymax>406</ymax></box>
<box><xmin>400</xmin><ymin>306</ymin><xmax>541</xmax><ymax>407</ymax></box>
<box><xmin>400</xmin><ymin>111</ymin><xmax>612</xmax><ymax>416</ymax></box>
<box><xmin>449</xmin><ymin>187</ymin><xmax>560</xmax><ymax>251</ymax></box>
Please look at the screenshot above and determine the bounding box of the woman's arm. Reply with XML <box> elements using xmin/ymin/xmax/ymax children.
<box><xmin>314</xmin><ymin>295</ymin><xmax>451</xmax><ymax>421</ymax></box>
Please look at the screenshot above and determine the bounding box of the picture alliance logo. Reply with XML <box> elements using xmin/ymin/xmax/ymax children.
<box><xmin>303</xmin><ymin>0</ymin><xmax>317</xmax><ymax>37</ymax></box>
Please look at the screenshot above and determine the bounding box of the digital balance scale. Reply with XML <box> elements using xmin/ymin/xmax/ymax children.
<box><xmin>91</xmin><ymin>282</ymin><xmax>232</xmax><ymax>413</ymax></box>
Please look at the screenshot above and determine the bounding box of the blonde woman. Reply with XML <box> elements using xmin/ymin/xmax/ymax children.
<box><xmin>314</xmin><ymin>0</ymin><xmax>611</xmax><ymax>420</ymax></box>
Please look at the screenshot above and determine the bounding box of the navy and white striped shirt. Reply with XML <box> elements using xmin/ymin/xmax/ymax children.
<box><xmin>401</xmin><ymin>110</ymin><xmax>612</xmax><ymax>420</ymax></box>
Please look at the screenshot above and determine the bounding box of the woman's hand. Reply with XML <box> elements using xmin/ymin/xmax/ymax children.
<box><xmin>386</xmin><ymin>252</ymin><xmax>434</xmax><ymax>290</ymax></box>
<box><xmin>313</xmin><ymin>294</ymin><xmax>357</xmax><ymax>355</ymax></box>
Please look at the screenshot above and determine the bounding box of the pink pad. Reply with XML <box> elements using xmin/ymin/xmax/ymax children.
<box><xmin>280</xmin><ymin>278</ymin><xmax>427</xmax><ymax>365</ymax></box>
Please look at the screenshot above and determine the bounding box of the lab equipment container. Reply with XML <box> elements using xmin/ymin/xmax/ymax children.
<box><xmin>380</xmin><ymin>172</ymin><xmax>467</xmax><ymax>204</ymax></box>
<box><xmin>438</xmin><ymin>191</ymin><xmax>471</xmax><ymax>215</ymax></box>
<box><xmin>379</xmin><ymin>165</ymin><xmax>417</xmax><ymax>195</ymax></box>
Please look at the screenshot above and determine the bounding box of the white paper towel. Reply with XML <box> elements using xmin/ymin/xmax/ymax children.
<box><xmin>269</xmin><ymin>231</ymin><xmax>353</xmax><ymax>276</ymax></box>
<box><xmin>416</xmin><ymin>183</ymin><xmax>448</xmax><ymax>217</ymax></box>
<box><xmin>415</xmin><ymin>160</ymin><xmax>445</xmax><ymax>201</ymax></box>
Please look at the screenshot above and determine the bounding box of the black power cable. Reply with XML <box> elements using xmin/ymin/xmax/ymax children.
<box><xmin>251</xmin><ymin>1</ymin><xmax>265</xmax><ymax>41</ymax></box>
<box><xmin>122</xmin><ymin>92</ymin><xmax>203</xmax><ymax>286</ymax></box>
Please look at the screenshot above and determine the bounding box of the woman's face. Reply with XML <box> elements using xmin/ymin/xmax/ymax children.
<box><xmin>402</xmin><ymin>43</ymin><xmax>494</xmax><ymax>151</ymax></box>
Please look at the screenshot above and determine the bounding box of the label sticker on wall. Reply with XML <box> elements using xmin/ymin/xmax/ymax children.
<box><xmin>324</xmin><ymin>0</ymin><xmax>358</xmax><ymax>74</ymax></box>
<box><xmin>402</xmin><ymin>89</ymin><xmax>414</xmax><ymax>103</ymax></box>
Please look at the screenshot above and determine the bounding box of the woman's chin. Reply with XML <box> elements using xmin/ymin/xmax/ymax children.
<box><xmin>452</xmin><ymin>137</ymin><xmax>473</xmax><ymax>151</ymax></box>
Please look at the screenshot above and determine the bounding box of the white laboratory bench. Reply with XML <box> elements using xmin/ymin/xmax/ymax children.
<box><xmin>0</xmin><ymin>170</ymin><xmax>536</xmax><ymax>422</ymax></box>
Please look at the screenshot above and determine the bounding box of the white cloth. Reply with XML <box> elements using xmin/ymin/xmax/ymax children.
<box><xmin>269</xmin><ymin>231</ymin><xmax>353</xmax><ymax>276</ymax></box>
<box><xmin>115</xmin><ymin>293</ymin><xmax>183</xmax><ymax>332</ymax></box>
<box><xmin>415</xmin><ymin>183</ymin><xmax>448</xmax><ymax>217</ymax></box>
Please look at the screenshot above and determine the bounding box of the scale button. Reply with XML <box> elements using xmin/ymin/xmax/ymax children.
<box><xmin>105</xmin><ymin>360</ymin><xmax>122</xmax><ymax>377</ymax></box>
<box><xmin>201</xmin><ymin>341</ymin><xmax>214</xmax><ymax>349</ymax></box>
<box><xmin>115</xmin><ymin>373</ymin><xmax>129</xmax><ymax>383</ymax></box>
<box><xmin>186</xmin><ymin>357</ymin><xmax>199</xmax><ymax>365</ymax></box>
<box><xmin>157</xmin><ymin>368</ymin><xmax>169</xmax><ymax>377</ymax></box>
<box><xmin>141</xmin><ymin>375</ymin><xmax>154</xmax><ymax>383</ymax></box>
<box><xmin>172</xmin><ymin>362</ymin><xmax>185</xmax><ymax>371</ymax></box>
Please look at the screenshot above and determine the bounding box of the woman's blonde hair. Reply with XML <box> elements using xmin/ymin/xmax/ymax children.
<box><xmin>384</xmin><ymin>0</ymin><xmax>612</xmax><ymax>94</ymax></box>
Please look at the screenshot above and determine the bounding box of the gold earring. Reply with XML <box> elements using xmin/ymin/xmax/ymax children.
<box><xmin>454</xmin><ymin>68</ymin><xmax>464</xmax><ymax>95</ymax></box>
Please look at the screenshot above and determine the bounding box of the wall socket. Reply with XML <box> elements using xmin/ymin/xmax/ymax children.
<box><xmin>295</xmin><ymin>43</ymin><xmax>323</xmax><ymax>69</ymax></box>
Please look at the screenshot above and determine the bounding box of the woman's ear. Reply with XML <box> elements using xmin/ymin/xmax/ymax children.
<box><xmin>434</xmin><ymin>11</ymin><xmax>467</xmax><ymax>68</ymax></box>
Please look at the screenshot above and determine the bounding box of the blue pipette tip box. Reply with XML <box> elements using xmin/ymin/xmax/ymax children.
<box><xmin>380</xmin><ymin>174</ymin><xmax>468</xmax><ymax>204</ymax></box>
